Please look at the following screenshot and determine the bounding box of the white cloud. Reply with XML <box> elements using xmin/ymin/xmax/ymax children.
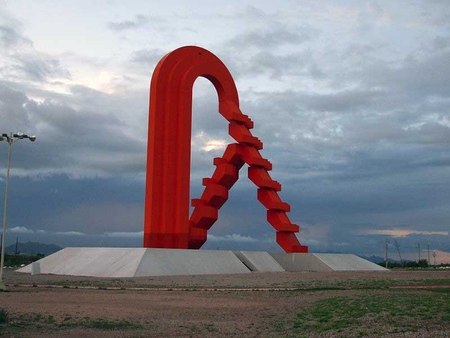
<box><xmin>104</xmin><ymin>231</ymin><xmax>143</xmax><ymax>238</ymax></box>
<box><xmin>208</xmin><ymin>234</ymin><xmax>259</xmax><ymax>243</ymax></box>
<box><xmin>107</xmin><ymin>15</ymin><xmax>150</xmax><ymax>31</ymax></box>
<box><xmin>8</xmin><ymin>226</ymin><xmax>34</xmax><ymax>234</ymax></box>
<box><xmin>54</xmin><ymin>231</ymin><xmax>86</xmax><ymax>236</ymax></box>
<box><xmin>362</xmin><ymin>229</ymin><xmax>449</xmax><ymax>238</ymax></box>
<box><xmin>192</xmin><ymin>131</ymin><xmax>227</xmax><ymax>152</ymax></box>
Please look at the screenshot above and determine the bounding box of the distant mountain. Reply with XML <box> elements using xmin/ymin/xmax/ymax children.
<box><xmin>3</xmin><ymin>241</ymin><xmax>62</xmax><ymax>256</ymax></box>
<box><xmin>359</xmin><ymin>255</ymin><xmax>411</xmax><ymax>264</ymax></box>
<box><xmin>360</xmin><ymin>255</ymin><xmax>386</xmax><ymax>264</ymax></box>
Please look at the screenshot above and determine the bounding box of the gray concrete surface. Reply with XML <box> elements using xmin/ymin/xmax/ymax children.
<box><xmin>233</xmin><ymin>251</ymin><xmax>284</xmax><ymax>272</ymax></box>
<box><xmin>271</xmin><ymin>253</ymin><xmax>333</xmax><ymax>272</ymax></box>
<box><xmin>314</xmin><ymin>253</ymin><xmax>387</xmax><ymax>271</ymax></box>
<box><xmin>134</xmin><ymin>249</ymin><xmax>250</xmax><ymax>276</ymax></box>
<box><xmin>271</xmin><ymin>253</ymin><xmax>387</xmax><ymax>271</ymax></box>
<box><xmin>18</xmin><ymin>247</ymin><xmax>147</xmax><ymax>277</ymax></box>
<box><xmin>18</xmin><ymin>249</ymin><xmax>386</xmax><ymax>277</ymax></box>
<box><xmin>18</xmin><ymin>248</ymin><xmax>250</xmax><ymax>277</ymax></box>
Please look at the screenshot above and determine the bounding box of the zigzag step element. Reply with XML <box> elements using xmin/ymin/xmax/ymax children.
<box><xmin>189</xmin><ymin>101</ymin><xmax>307</xmax><ymax>253</ymax></box>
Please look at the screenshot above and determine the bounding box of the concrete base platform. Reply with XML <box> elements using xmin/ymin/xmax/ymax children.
<box><xmin>17</xmin><ymin>248</ymin><xmax>387</xmax><ymax>277</ymax></box>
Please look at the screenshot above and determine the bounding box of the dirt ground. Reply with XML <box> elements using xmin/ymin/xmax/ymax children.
<box><xmin>1</xmin><ymin>269</ymin><xmax>450</xmax><ymax>337</ymax></box>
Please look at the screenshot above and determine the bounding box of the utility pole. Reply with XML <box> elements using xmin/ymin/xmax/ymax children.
<box><xmin>0</xmin><ymin>132</ymin><xmax>36</xmax><ymax>291</ymax></box>
<box><xmin>432</xmin><ymin>252</ymin><xmax>437</xmax><ymax>266</ymax></box>
<box><xmin>417</xmin><ymin>243</ymin><xmax>421</xmax><ymax>263</ymax></box>
<box><xmin>427</xmin><ymin>243</ymin><xmax>430</xmax><ymax>265</ymax></box>
<box><xmin>393</xmin><ymin>239</ymin><xmax>403</xmax><ymax>266</ymax></box>
<box><xmin>15</xmin><ymin>238</ymin><xmax>18</xmax><ymax>255</ymax></box>
<box><xmin>385</xmin><ymin>238</ymin><xmax>390</xmax><ymax>269</ymax></box>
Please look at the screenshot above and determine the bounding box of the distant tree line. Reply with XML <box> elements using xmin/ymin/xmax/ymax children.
<box><xmin>380</xmin><ymin>259</ymin><xmax>450</xmax><ymax>269</ymax></box>
<box><xmin>0</xmin><ymin>253</ymin><xmax>44</xmax><ymax>267</ymax></box>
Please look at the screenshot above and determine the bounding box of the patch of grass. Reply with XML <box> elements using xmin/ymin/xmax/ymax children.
<box><xmin>83</xmin><ymin>318</ymin><xmax>142</xmax><ymax>330</ymax></box>
<box><xmin>430</xmin><ymin>288</ymin><xmax>450</xmax><ymax>294</ymax></box>
<box><xmin>294</xmin><ymin>291</ymin><xmax>450</xmax><ymax>335</ymax></box>
<box><xmin>0</xmin><ymin>308</ymin><xmax>8</xmax><ymax>324</ymax></box>
<box><xmin>17</xmin><ymin>313</ymin><xmax>56</xmax><ymax>325</ymax></box>
<box><xmin>292</xmin><ymin>277</ymin><xmax>450</xmax><ymax>290</ymax></box>
<box><xmin>0</xmin><ymin>312</ymin><xmax>142</xmax><ymax>335</ymax></box>
<box><xmin>271</xmin><ymin>321</ymin><xmax>288</xmax><ymax>332</ymax></box>
<box><xmin>58</xmin><ymin>316</ymin><xmax>142</xmax><ymax>330</ymax></box>
<box><xmin>204</xmin><ymin>323</ymin><xmax>218</xmax><ymax>332</ymax></box>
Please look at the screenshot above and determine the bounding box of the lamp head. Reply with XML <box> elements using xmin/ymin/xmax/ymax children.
<box><xmin>28</xmin><ymin>135</ymin><xmax>36</xmax><ymax>142</ymax></box>
<box><xmin>15</xmin><ymin>131</ymin><xmax>24</xmax><ymax>139</ymax></box>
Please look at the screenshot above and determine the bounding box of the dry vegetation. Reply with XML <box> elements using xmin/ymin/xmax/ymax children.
<box><xmin>1</xmin><ymin>269</ymin><xmax>449</xmax><ymax>337</ymax></box>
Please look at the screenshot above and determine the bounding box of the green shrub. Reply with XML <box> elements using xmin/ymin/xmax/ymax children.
<box><xmin>0</xmin><ymin>308</ymin><xmax>8</xmax><ymax>324</ymax></box>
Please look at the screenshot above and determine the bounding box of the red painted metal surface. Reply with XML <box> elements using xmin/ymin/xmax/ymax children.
<box><xmin>144</xmin><ymin>46</ymin><xmax>308</xmax><ymax>253</ymax></box>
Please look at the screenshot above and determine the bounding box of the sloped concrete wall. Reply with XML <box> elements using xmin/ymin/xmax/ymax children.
<box><xmin>18</xmin><ymin>248</ymin><xmax>147</xmax><ymax>277</ymax></box>
<box><xmin>271</xmin><ymin>253</ymin><xmax>333</xmax><ymax>272</ymax></box>
<box><xmin>135</xmin><ymin>249</ymin><xmax>250</xmax><ymax>276</ymax></box>
<box><xmin>233</xmin><ymin>251</ymin><xmax>284</xmax><ymax>272</ymax></box>
<box><xmin>271</xmin><ymin>253</ymin><xmax>387</xmax><ymax>271</ymax></box>
<box><xmin>314</xmin><ymin>254</ymin><xmax>387</xmax><ymax>271</ymax></box>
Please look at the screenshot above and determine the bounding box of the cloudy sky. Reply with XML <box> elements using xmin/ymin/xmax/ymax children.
<box><xmin>1</xmin><ymin>0</ymin><xmax>449</xmax><ymax>263</ymax></box>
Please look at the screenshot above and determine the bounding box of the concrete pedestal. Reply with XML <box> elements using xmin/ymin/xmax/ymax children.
<box><xmin>17</xmin><ymin>248</ymin><xmax>387</xmax><ymax>277</ymax></box>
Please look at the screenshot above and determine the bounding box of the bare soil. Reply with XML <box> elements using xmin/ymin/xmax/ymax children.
<box><xmin>1</xmin><ymin>269</ymin><xmax>450</xmax><ymax>337</ymax></box>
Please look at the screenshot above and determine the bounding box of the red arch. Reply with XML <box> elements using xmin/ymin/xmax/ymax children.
<box><xmin>144</xmin><ymin>46</ymin><xmax>308</xmax><ymax>253</ymax></box>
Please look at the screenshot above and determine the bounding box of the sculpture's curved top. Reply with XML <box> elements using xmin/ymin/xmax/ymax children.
<box><xmin>150</xmin><ymin>46</ymin><xmax>239</xmax><ymax>111</ymax></box>
<box><xmin>144</xmin><ymin>46</ymin><xmax>308</xmax><ymax>253</ymax></box>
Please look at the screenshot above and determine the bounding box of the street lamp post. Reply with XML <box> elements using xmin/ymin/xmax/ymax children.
<box><xmin>0</xmin><ymin>132</ymin><xmax>36</xmax><ymax>291</ymax></box>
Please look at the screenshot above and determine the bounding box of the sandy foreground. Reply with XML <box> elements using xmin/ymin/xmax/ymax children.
<box><xmin>1</xmin><ymin>269</ymin><xmax>450</xmax><ymax>337</ymax></box>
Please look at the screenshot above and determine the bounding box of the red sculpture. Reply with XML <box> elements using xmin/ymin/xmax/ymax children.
<box><xmin>144</xmin><ymin>46</ymin><xmax>308</xmax><ymax>253</ymax></box>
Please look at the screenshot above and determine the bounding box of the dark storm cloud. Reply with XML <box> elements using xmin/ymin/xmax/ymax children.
<box><xmin>0</xmin><ymin>25</ymin><xmax>32</xmax><ymax>48</ymax></box>
<box><xmin>0</xmin><ymin>85</ymin><xmax>29</xmax><ymax>119</ymax></box>
<box><xmin>240</xmin><ymin>52</ymin><xmax>319</xmax><ymax>80</ymax></box>
<box><xmin>220</xmin><ymin>24</ymin><xmax>320</xmax><ymax>80</ymax></box>
<box><xmin>189</xmin><ymin>43</ymin><xmax>450</xmax><ymax>256</ymax></box>
<box><xmin>418</xmin><ymin>0</ymin><xmax>450</xmax><ymax>26</ymax></box>
<box><xmin>12</xmin><ymin>55</ymin><xmax>71</xmax><ymax>82</ymax></box>
<box><xmin>0</xmin><ymin>21</ymin><xmax>71</xmax><ymax>83</ymax></box>
<box><xmin>217</xmin><ymin>21</ymin><xmax>450</xmax><ymax>256</ymax></box>
<box><xmin>107</xmin><ymin>15</ymin><xmax>150</xmax><ymax>31</ymax></box>
<box><xmin>1</xmin><ymin>1</ymin><xmax>449</xmax><ymax>259</ymax></box>
<box><xmin>3</xmin><ymin>176</ymin><xmax>144</xmax><ymax>243</ymax></box>
<box><xmin>0</xmin><ymin>84</ymin><xmax>146</xmax><ymax>177</ymax></box>
<box><xmin>250</xmin><ymin>88</ymin><xmax>385</xmax><ymax>114</ymax></box>
<box><xmin>431</xmin><ymin>36</ymin><xmax>450</xmax><ymax>52</ymax></box>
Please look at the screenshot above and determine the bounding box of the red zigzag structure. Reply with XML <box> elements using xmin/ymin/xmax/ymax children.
<box><xmin>189</xmin><ymin>101</ymin><xmax>308</xmax><ymax>253</ymax></box>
